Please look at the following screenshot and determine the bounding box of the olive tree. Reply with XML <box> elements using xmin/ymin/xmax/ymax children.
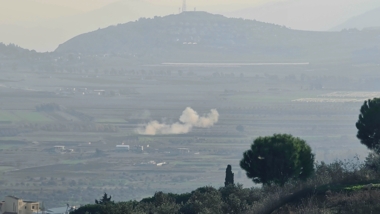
<box><xmin>240</xmin><ymin>134</ymin><xmax>315</xmax><ymax>186</ymax></box>
<box><xmin>356</xmin><ymin>98</ymin><xmax>380</xmax><ymax>152</ymax></box>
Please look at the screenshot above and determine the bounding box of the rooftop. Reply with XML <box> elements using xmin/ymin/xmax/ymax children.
<box><xmin>24</xmin><ymin>200</ymin><xmax>39</xmax><ymax>203</ymax></box>
<box><xmin>7</xmin><ymin>196</ymin><xmax>20</xmax><ymax>200</ymax></box>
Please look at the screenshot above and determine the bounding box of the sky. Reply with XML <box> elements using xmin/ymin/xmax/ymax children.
<box><xmin>34</xmin><ymin>0</ymin><xmax>268</xmax><ymax>11</ymax></box>
<box><xmin>1</xmin><ymin>0</ymin><xmax>380</xmax><ymax>51</ymax></box>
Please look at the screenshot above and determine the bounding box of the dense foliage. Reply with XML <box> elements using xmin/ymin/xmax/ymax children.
<box><xmin>70</xmin><ymin>184</ymin><xmax>259</xmax><ymax>214</ymax></box>
<box><xmin>356</xmin><ymin>98</ymin><xmax>380</xmax><ymax>152</ymax></box>
<box><xmin>95</xmin><ymin>193</ymin><xmax>114</xmax><ymax>205</ymax></box>
<box><xmin>70</xmin><ymin>158</ymin><xmax>380</xmax><ymax>214</ymax></box>
<box><xmin>240</xmin><ymin>134</ymin><xmax>315</xmax><ymax>186</ymax></box>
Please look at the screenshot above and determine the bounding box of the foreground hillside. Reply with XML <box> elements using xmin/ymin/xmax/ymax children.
<box><xmin>71</xmin><ymin>159</ymin><xmax>380</xmax><ymax>214</ymax></box>
<box><xmin>56</xmin><ymin>12</ymin><xmax>380</xmax><ymax>63</ymax></box>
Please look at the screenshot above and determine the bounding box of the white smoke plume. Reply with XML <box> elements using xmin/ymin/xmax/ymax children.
<box><xmin>137</xmin><ymin>107</ymin><xmax>219</xmax><ymax>135</ymax></box>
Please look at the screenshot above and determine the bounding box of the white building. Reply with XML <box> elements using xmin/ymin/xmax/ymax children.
<box><xmin>0</xmin><ymin>196</ymin><xmax>39</xmax><ymax>214</ymax></box>
<box><xmin>116</xmin><ymin>145</ymin><xmax>130</xmax><ymax>150</ymax></box>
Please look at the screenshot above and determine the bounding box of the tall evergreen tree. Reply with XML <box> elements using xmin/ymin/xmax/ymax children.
<box><xmin>225</xmin><ymin>165</ymin><xmax>234</xmax><ymax>187</ymax></box>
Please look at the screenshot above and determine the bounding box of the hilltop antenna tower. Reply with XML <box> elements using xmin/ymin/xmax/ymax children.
<box><xmin>182</xmin><ymin>0</ymin><xmax>187</xmax><ymax>12</ymax></box>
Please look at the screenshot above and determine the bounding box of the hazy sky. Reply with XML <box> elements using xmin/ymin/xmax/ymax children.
<box><xmin>0</xmin><ymin>0</ymin><xmax>272</xmax><ymax>24</ymax></box>
<box><xmin>1</xmin><ymin>0</ymin><xmax>380</xmax><ymax>51</ymax></box>
<box><xmin>35</xmin><ymin>0</ymin><xmax>268</xmax><ymax>10</ymax></box>
<box><xmin>2</xmin><ymin>0</ymin><xmax>379</xmax><ymax>23</ymax></box>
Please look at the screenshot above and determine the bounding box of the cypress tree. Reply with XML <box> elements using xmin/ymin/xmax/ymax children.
<box><xmin>225</xmin><ymin>165</ymin><xmax>234</xmax><ymax>187</ymax></box>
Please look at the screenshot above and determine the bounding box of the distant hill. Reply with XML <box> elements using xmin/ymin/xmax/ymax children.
<box><xmin>331</xmin><ymin>7</ymin><xmax>380</xmax><ymax>31</ymax></box>
<box><xmin>0</xmin><ymin>43</ymin><xmax>34</xmax><ymax>57</ymax></box>
<box><xmin>55</xmin><ymin>12</ymin><xmax>380</xmax><ymax>63</ymax></box>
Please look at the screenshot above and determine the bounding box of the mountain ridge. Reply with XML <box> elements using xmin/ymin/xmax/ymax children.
<box><xmin>54</xmin><ymin>12</ymin><xmax>380</xmax><ymax>63</ymax></box>
<box><xmin>55</xmin><ymin>11</ymin><xmax>297</xmax><ymax>53</ymax></box>
<box><xmin>331</xmin><ymin>7</ymin><xmax>380</xmax><ymax>31</ymax></box>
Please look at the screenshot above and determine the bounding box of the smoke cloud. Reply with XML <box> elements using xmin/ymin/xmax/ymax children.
<box><xmin>137</xmin><ymin>107</ymin><xmax>219</xmax><ymax>135</ymax></box>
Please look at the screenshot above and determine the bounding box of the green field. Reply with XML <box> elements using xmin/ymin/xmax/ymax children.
<box><xmin>96</xmin><ymin>118</ymin><xmax>127</xmax><ymax>123</ymax></box>
<box><xmin>0</xmin><ymin>110</ymin><xmax>51</xmax><ymax>122</ymax></box>
<box><xmin>0</xmin><ymin>144</ymin><xmax>16</xmax><ymax>150</ymax></box>
<box><xmin>61</xmin><ymin>159</ymin><xmax>87</xmax><ymax>165</ymax></box>
<box><xmin>60</xmin><ymin>77</ymin><xmax>123</xmax><ymax>84</ymax></box>
<box><xmin>0</xmin><ymin>111</ymin><xmax>18</xmax><ymax>122</ymax></box>
<box><xmin>0</xmin><ymin>166</ymin><xmax>12</xmax><ymax>172</ymax></box>
<box><xmin>227</xmin><ymin>91</ymin><xmax>321</xmax><ymax>104</ymax></box>
<box><xmin>14</xmin><ymin>111</ymin><xmax>52</xmax><ymax>122</ymax></box>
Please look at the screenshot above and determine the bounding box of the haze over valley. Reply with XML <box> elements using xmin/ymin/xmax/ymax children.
<box><xmin>1</xmin><ymin>1</ymin><xmax>380</xmax><ymax>212</ymax></box>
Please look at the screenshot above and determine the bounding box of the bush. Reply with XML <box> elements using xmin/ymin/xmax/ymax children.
<box><xmin>365</xmin><ymin>152</ymin><xmax>380</xmax><ymax>172</ymax></box>
<box><xmin>180</xmin><ymin>186</ymin><xmax>223</xmax><ymax>214</ymax></box>
<box><xmin>327</xmin><ymin>190</ymin><xmax>380</xmax><ymax>214</ymax></box>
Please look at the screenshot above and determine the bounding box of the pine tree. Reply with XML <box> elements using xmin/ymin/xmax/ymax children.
<box><xmin>240</xmin><ymin>134</ymin><xmax>314</xmax><ymax>186</ymax></box>
<box><xmin>356</xmin><ymin>98</ymin><xmax>380</xmax><ymax>152</ymax></box>
<box><xmin>95</xmin><ymin>193</ymin><xmax>113</xmax><ymax>205</ymax></box>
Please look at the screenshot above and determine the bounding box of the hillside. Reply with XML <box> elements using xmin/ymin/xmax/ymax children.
<box><xmin>0</xmin><ymin>43</ymin><xmax>35</xmax><ymax>58</ymax></box>
<box><xmin>70</xmin><ymin>159</ymin><xmax>380</xmax><ymax>214</ymax></box>
<box><xmin>55</xmin><ymin>12</ymin><xmax>380</xmax><ymax>63</ymax></box>
<box><xmin>55</xmin><ymin>12</ymin><xmax>294</xmax><ymax>52</ymax></box>
<box><xmin>332</xmin><ymin>7</ymin><xmax>380</xmax><ymax>31</ymax></box>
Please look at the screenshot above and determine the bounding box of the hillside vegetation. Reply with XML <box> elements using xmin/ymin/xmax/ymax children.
<box><xmin>56</xmin><ymin>12</ymin><xmax>380</xmax><ymax>63</ymax></box>
<box><xmin>71</xmin><ymin>158</ymin><xmax>380</xmax><ymax>214</ymax></box>
<box><xmin>0</xmin><ymin>43</ymin><xmax>35</xmax><ymax>57</ymax></box>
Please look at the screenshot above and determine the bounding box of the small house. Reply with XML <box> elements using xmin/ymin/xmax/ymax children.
<box><xmin>0</xmin><ymin>196</ymin><xmax>39</xmax><ymax>214</ymax></box>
